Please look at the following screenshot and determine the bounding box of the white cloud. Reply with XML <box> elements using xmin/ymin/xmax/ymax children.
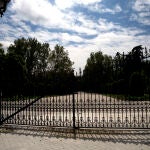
<box><xmin>133</xmin><ymin>0</ymin><xmax>150</xmax><ymax>12</ymax></box>
<box><xmin>55</xmin><ymin>0</ymin><xmax>102</xmax><ymax>9</ymax></box>
<box><xmin>77</xmin><ymin>0</ymin><xmax>102</xmax><ymax>5</ymax></box>
<box><xmin>0</xmin><ymin>41</ymin><xmax>13</xmax><ymax>52</ymax></box>
<box><xmin>55</xmin><ymin>0</ymin><xmax>74</xmax><ymax>9</ymax></box>
<box><xmin>0</xmin><ymin>0</ymin><xmax>149</xmax><ymax>72</ymax></box>
<box><xmin>9</xmin><ymin>0</ymin><xmax>99</xmax><ymax>36</ymax></box>
<box><xmin>87</xmin><ymin>3</ymin><xmax>122</xmax><ymax>14</ymax></box>
<box><xmin>131</xmin><ymin>0</ymin><xmax>150</xmax><ymax>25</ymax></box>
<box><xmin>114</xmin><ymin>4</ymin><xmax>122</xmax><ymax>12</ymax></box>
<box><xmin>61</xmin><ymin>33</ymin><xmax>84</xmax><ymax>43</ymax></box>
<box><xmin>11</xmin><ymin>0</ymin><xmax>65</xmax><ymax>27</ymax></box>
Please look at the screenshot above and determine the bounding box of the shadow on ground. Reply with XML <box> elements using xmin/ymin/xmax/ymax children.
<box><xmin>0</xmin><ymin>125</ymin><xmax>150</xmax><ymax>146</ymax></box>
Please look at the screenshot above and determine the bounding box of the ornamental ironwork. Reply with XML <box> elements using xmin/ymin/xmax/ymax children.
<box><xmin>0</xmin><ymin>92</ymin><xmax>150</xmax><ymax>129</ymax></box>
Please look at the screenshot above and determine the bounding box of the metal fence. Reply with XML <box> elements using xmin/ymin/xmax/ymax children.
<box><xmin>0</xmin><ymin>92</ymin><xmax>150</xmax><ymax>129</ymax></box>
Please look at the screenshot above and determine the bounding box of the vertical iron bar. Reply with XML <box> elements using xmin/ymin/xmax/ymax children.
<box><xmin>133</xmin><ymin>101</ymin><xmax>135</xmax><ymax>127</ymax></box>
<box><xmin>53</xmin><ymin>96</ymin><xmax>54</xmax><ymax>126</ymax></box>
<box><xmin>122</xmin><ymin>96</ymin><xmax>123</xmax><ymax>128</ymax></box>
<box><xmin>110</xmin><ymin>94</ymin><xmax>112</xmax><ymax>128</ymax></box>
<box><xmin>28</xmin><ymin>96</ymin><xmax>30</xmax><ymax>125</ymax></box>
<box><xmin>77</xmin><ymin>92</ymin><xmax>79</xmax><ymax>128</ymax></box>
<box><xmin>37</xmin><ymin>95</ymin><xmax>39</xmax><ymax>126</ymax></box>
<box><xmin>141</xmin><ymin>103</ymin><xmax>144</xmax><ymax>127</ymax></box>
<box><xmin>56</xmin><ymin>95</ymin><xmax>58</xmax><ymax>126</ymax></box>
<box><xmin>8</xmin><ymin>96</ymin><xmax>10</xmax><ymax>124</ymax></box>
<box><xmin>125</xmin><ymin>98</ymin><xmax>128</xmax><ymax>128</ymax></box>
<box><xmin>69</xmin><ymin>94</ymin><xmax>71</xmax><ymax>127</ymax></box>
<box><xmin>0</xmin><ymin>91</ymin><xmax>2</xmax><ymax>124</ymax></box>
<box><xmin>17</xmin><ymin>95</ymin><xmax>19</xmax><ymax>124</ymax></box>
<box><xmin>129</xmin><ymin>99</ymin><xmax>132</xmax><ymax>128</ymax></box>
<box><xmin>41</xmin><ymin>97</ymin><xmax>43</xmax><ymax>126</ymax></box>
<box><xmin>91</xmin><ymin>93</ymin><xmax>93</xmax><ymax>127</ymax></box>
<box><xmin>9</xmin><ymin>96</ymin><xmax>11</xmax><ymax>124</ymax></box>
<box><xmin>80</xmin><ymin>92</ymin><xmax>83</xmax><ymax>127</ymax></box>
<box><xmin>106</xmin><ymin>94</ymin><xmax>108</xmax><ymax>127</ymax></box>
<box><xmin>23</xmin><ymin>96</ymin><xmax>25</xmax><ymax>125</ymax></box>
<box><xmin>46</xmin><ymin>97</ymin><xmax>48</xmax><ymax>126</ymax></box>
<box><xmin>137</xmin><ymin>101</ymin><xmax>139</xmax><ymax>128</ymax></box>
<box><xmin>59</xmin><ymin>95</ymin><xmax>61</xmax><ymax>127</ymax></box>
<box><xmin>117</xmin><ymin>95</ymin><xmax>120</xmax><ymax>128</ymax></box>
<box><xmin>145</xmin><ymin>102</ymin><xmax>148</xmax><ymax>128</ymax></box>
<box><xmin>87</xmin><ymin>92</ymin><xmax>90</xmax><ymax>127</ymax></box>
<box><xmin>72</xmin><ymin>92</ymin><xmax>76</xmax><ymax>129</ymax></box>
<box><xmin>83</xmin><ymin>92</ymin><xmax>86</xmax><ymax>127</ymax></box>
<box><xmin>6</xmin><ymin>95</ymin><xmax>8</xmax><ymax>124</ymax></box>
<box><xmin>62</xmin><ymin>95</ymin><xmax>64</xmax><ymax>127</ymax></box>
<box><xmin>25</xmin><ymin>95</ymin><xmax>27</xmax><ymax>125</ymax></box>
<box><xmin>102</xmin><ymin>94</ymin><xmax>104</xmax><ymax>128</ymax></box>
<box><xmin>65</xmin><ymin>95</ymin><xmax>67</xmax><ymax>127</ymax></box>
<box><xmin>43</xmin><ymin>97</ymin><xmax>45</xmax><ymax>126</ymax></box>
<box><xmin>95</xmin><ymin>93</ymin><xmax>97</xmax><ymax>127</ymax></box>
<box><xmin>50</xmin><ymin>96</ymin><xmax>51</xmax><ymax>126</ymax></box>
<box><xmin>99</xmin><ymin>94</ymin><xmax>100</xmax><ymax>128</ymax></box>
<box><xmin>34</xmin><ymin>96</ymin><xmax>37</xmax><ymax>126</ymax></box>
<box><xmin>114</xmin><ymin>95</ymin><xmax>116</xmax><ymax>128</ymax></box>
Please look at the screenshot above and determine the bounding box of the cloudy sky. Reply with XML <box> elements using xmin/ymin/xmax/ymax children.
<box><xmin>0</xmin><ymin>0</ymin><xmax>150</xmax><ymax>72</ymax></box>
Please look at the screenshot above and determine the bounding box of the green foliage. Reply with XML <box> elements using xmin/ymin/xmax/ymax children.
<box><xmin>47</xmin><ymin>44</ymin><xmax>74</xmax><ymax>94</ymax></box>
<box><xmin>83</xmin><ymin>51</ymin><xmax>113</xmax><ymax>92</ymax></box>
<box><xmin>1</xmin><ymin>38</ymin><xmax>149</xmax><ymax>98</ymax></box>
<box><xmin>82</xmin><ymin>45</ymin><xmax>150</xmax><ymax>97</ymax></box>
<box><xmin>129</xmin><ymin>72</ymin><xmax>145</xmax><ymax>96</ymax></box>
<box><xmin>8</xmin><ymin>38</ymin><xmax>50</xmax><ymax>76</ymax></box>
<box><xmin>48</xmin><ymin>44</ymin><xmax>74</xmax><ymax>73</ymax></box>
<box><xmin>0</xmin><ymin>39</ymin><xmax>75</xmax><ymax>96</ymax></box>
<box><xmin>0</xmin><ymin>43</ymin><xmax>4</xmax><ymax>55</ymax></box>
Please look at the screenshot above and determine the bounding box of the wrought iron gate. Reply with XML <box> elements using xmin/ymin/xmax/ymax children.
<box><xmin>0</xmin><ymin>92</ymin><xmax>150</xmax><ymax>129</ymax></box>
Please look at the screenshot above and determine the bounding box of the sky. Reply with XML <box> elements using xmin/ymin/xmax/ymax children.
<box><xmin>0</xmin><ymin>0</ymin><xmax>150</xmax><ymax>72</ymax></box>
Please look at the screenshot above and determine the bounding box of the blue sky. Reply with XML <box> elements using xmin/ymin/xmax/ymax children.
<box><xmin>0</xmin><ymin>0</ymin><xmax>150</xmax><ymax>72</ymax></box>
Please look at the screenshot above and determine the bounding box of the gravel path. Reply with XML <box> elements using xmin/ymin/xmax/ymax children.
<box><xmin>0</xmin><ymin>127</ymin><xmax>150</xmax><ymax>150</ymax></box>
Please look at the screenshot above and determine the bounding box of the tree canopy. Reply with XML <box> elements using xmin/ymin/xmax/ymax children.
<box><xmin>8</xmin><ymin>38</ymin><xmax>50</xmax><ymax>76</ymax></box>
<box><xmin>82</xmin><ymin>45</ymin><xmax>150</xmax><ymax>96</ymax></box>
<box><xmin>0</xmin><ymin>37</ymin><xmax>149</xmax><ymax>97</ymax></box>
<box><xmin>0</xmin><ymin>38</ymin><xmax>74</xmax><ymax>96</ymax></box>
<box><xmin>48</xmin><ymin>44</ymin><xmax>74</xmax><ymax>73</ymax></box>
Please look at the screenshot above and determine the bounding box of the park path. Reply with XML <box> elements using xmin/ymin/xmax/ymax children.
<box><xmin>0</xmin><ymin>127</ymin><xmax>150</xmax><ymax>150</ymax></box>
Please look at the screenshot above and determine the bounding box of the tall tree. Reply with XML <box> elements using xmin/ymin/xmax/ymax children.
<box><xmin>48</xmin><ymin>44</ymin><xmax>73</xmax><ymax>73</ymax></box>
<box><xmin>8</xmin><ymin>38</ymin><xmax>50</xmax><ymax>76</ymax></box>
<box><xmin>0</xmin><ymin>43</ymin><xmax>4</xmax><ymax>55</ymax></box>
<box><xmin>83</xmin><ymin>51</ymin><xmax>113</xmax><ymax>92</ymax></box>
<box><xmin>47</xmin><ymin>44</ymin><xmax>74</xmax><ymax>94</ymax></box>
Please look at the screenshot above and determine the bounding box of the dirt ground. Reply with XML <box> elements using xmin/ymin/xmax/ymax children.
<box><xmin>0</xmin><ymin>127</ymin><xmax>150</xmax><ymax>150</ymax></box>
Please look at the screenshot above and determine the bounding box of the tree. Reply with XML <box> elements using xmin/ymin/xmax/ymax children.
<box><xmin>47</xmin><ymin>44</ymin><xmax>74</xmax><ymax>94</ymax></box>
<box><xmin>6</xmin><ymin>38</ymin><xmax>50</xmax><ymax>95</ymax></box>
<box><xmin>83</xmin><ymin>51</ymin><xmax>113</xmax><ymax>92</ymax></box>
<box><xmin>0</xmin><ymin>43</ymin><xmax>5</xmax><ymax>93</ymax></box>
<box><xmin>48</xmin><ymin>44</ymin><xmax>73</xmax><ymax>73</ymax></box>
<box><xmin>8</xmin><ymin>38</ymin><xmax>50</xmax><ymax>77</ymax></box>
<box><xmin>0</xmin><ymin>0</ymin><xmax>11</xmax><ymax>17</ymax></box>
<box><xmin>0</xmin><ymin>43</ymin><xmax>4</xmax><ymax>55</ymax></box>
<box><xmin>112</xmin><ymin>45</ymin><xmax>150</xmax><ymax>95</ymax></box>
<box><xmin>129</xmin><ymin>72</ymin><xmax>145</xmax><ymax>96</ymax></box>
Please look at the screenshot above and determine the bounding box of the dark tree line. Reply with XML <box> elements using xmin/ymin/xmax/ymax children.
<box><xmin>0</xmin><ymin>38</ymin><xmax>74</xmax><ymax>96</ymax></box>
<box><xmin>81</xmin><ymin>45</ymin><xmax>150</xmax><ymax>96</ymax></box>
<box><xmin>0</xmin><ymin>37</ymin><xmax>150</xmax><ymax>97</ymax></box>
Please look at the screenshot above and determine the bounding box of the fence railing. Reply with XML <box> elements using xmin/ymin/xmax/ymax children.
<box><xmin>0</xmin><ymin>92</ymin><xmax>150</xmax><ymax>129</ymax></box>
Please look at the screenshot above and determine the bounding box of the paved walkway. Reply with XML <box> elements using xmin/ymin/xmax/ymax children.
<box><xmin>0</xmin><ymin>127</ymin><xmax>150</xmax><ymax>150</ymax></box>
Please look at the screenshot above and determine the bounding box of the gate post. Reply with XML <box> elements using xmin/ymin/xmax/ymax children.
<box><xmin>72</xmin><ymin>92</ymin><xmax>76</xmax><ymax>129</ymax></box>
<box><xmin>0</xmin><ymin>91</ymin><xmax>2</xmax><ymax>124</ymax></box>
